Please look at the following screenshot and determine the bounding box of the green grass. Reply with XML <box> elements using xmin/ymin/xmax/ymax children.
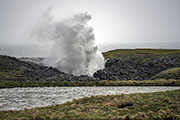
<box><xmin>151</xmin><ymin>67</ymin><xmax>180</xmax><ymax>80</ymax></box>
<box><xmin>1</xmin><ymin>89</ymin><xmax>180</xmax><ymax>120</ymax></box>
<box><xmin>103</xmin><ymin>49</ymin><xmax>180</xmax><ymax>58</ymax></box>
<box><xmin>0</xmin><ymin>79</ymin><xmax>180</xmax><ymax>88</ymax></box>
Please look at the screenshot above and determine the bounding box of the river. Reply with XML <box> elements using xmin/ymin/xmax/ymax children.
<box><xmin>0</xmin><ymin>86</ymin><xmax>179</xmax><ymax>111</ymax></box>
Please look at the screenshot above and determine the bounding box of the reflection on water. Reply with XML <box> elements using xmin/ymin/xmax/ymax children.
<box><xmin>0</xmin><ymin>86</ymin><xmax>179</xmax><ymax>111</ymax></box>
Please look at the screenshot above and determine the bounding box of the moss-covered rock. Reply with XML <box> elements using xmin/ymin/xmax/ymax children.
<box><xmin>151</xmin><ymin>67</ymin><xmax>180</xmax><ymax>80</ymax></box>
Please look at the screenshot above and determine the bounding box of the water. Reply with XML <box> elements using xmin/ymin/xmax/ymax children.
<box><xmin>0</xmin><ymin>86</ymin><xmax>179</xmax><ymax>111</ymax></box>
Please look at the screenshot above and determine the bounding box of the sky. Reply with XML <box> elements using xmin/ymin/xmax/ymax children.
<box><xmin>0</xmin><ymin>0</ymin><xmax>180</xmax><ymax>46</ymax></box>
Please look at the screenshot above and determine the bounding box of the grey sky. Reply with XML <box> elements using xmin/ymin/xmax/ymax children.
<box><xmin>0</xmin><ymin>0</ymin><xmax>180</xmax><ymax>45</ymax></box>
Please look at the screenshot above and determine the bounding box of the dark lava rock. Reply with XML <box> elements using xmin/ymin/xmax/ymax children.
<box><xmin>94</xmin><ymin>53</ymin><xmax>180</xmax><ymax>80</ymax></box>
<box><xmin>0</xmin><ymin>55</ymin><xmax>99</xmax><ymax>82</ymax></box>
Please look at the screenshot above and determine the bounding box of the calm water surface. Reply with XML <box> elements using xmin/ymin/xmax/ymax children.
<box><xmin>0</xmin><ymin>86</ymin><xmax>179</xmax><ymax>111</ymax></box>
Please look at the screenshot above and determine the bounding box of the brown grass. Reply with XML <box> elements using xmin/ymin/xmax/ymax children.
<box><xmin>0</xmin><ymin>89</ymin><xmax>180</xmax><ymax>120</ymax></box>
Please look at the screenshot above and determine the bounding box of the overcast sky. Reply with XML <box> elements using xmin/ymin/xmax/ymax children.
<box><xmin>0</xmin><ymin>0</ymin><xmax>180</xmax><ymax>45</ymax></box>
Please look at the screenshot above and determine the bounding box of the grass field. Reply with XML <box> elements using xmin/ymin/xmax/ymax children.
<box><xmin>0</xmin><ymin>89</ymin><xmax>180</xmax><ymax>120</ymax></box>
<box><xmin>0</xmin><ymin>79</ymin><xmax>180</xmax><ymax>88</ymax></box>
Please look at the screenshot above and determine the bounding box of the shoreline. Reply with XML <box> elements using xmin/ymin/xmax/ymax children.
<box><xmin>0</xmin><ymin>79</ymin><xmax>180</xmax><ymax>88</ymax></box>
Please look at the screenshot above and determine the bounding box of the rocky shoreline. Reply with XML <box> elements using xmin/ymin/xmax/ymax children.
<box><xmin>0</xmin><ymin>55</ymin><xmax>99</xmax><ymax>82</ymax></box>
<box><xmin>1</xmin><ymin>49</ymin><xmax>180</xmax><ymax>83</ymax></box>
<box><xmin>94</xmin><ymin>53</ymin><xmax>180</xmax><ymax>80</ymax></box>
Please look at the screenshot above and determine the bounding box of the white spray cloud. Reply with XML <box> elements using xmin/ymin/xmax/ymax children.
<box><xmin>31</xmin><ymin>7</ymin><xmax>105</xmax><ymax>76</ymax></box>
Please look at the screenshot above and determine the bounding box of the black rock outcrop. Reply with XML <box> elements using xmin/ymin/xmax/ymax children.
<box><xmin>0</xmin><ymin>55</ymin><xmax>99</xmax><ymax>82</ymax></box>
<box><xmin>94</xmin><ymin>53</ymin><xmax>180</xmax><ymax>80</ymax></box>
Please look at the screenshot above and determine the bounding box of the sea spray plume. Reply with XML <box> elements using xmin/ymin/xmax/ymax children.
<box><xmin>31</xmin><ymin>8</ymin><xmax>105</xmax><ymax>76</ymax></box>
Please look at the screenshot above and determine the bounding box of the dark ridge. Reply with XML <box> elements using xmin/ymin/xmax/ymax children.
<box><xmin>0</xmin><ymin>55</ymin><xmax>99</xmax><ymax>82</ymax></box>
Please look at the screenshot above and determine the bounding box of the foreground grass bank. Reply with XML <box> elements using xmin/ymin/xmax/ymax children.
<box><xmin>0</xmin><ymin>79</ymin><xmax>180</xmax><ymax>88</ymax></box>
<box><xmin>0</xmin><ymin>89</ymin><xmax>180</xmax><ymax>120</ymax></box>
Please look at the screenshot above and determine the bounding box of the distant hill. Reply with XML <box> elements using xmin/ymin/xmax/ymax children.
<box><xmin>98</xmin><ymin>42</ymin><xmax>180</xmax><ymax>52</ymax></box>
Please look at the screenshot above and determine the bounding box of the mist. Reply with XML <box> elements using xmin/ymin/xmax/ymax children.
<box><xmin>30</xmin><ymin>7</ymin><xmax>104</xmax><ymax>76</ymax></box>
<box><xmin>0</xmin><ymin>0</ymin><xmax>180</xmax><ymax>73</ymax></box>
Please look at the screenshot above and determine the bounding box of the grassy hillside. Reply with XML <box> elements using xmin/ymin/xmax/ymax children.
<box><xmin>0</xmin><ymin>55</ymin><xmax>60</xmax><ymax>81</ymax></box>
<box><xmin>103</xmin><ymin>49</ymin><xmax>180</xmax><ymax>58</ymax></box>
<box><xmin>0</xmin><ymin>55</ymin><xmax>99</xmax><ymax>83</ymax></box>
<box><xmin>151</xmin><ymin>67</ymin><xmax>180</xmax><ymax>80</ymax></box>
<box><xmin>1</xmin><ymin>89</ymin><xmax>180</xmax><ymax>120</ymax></box>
